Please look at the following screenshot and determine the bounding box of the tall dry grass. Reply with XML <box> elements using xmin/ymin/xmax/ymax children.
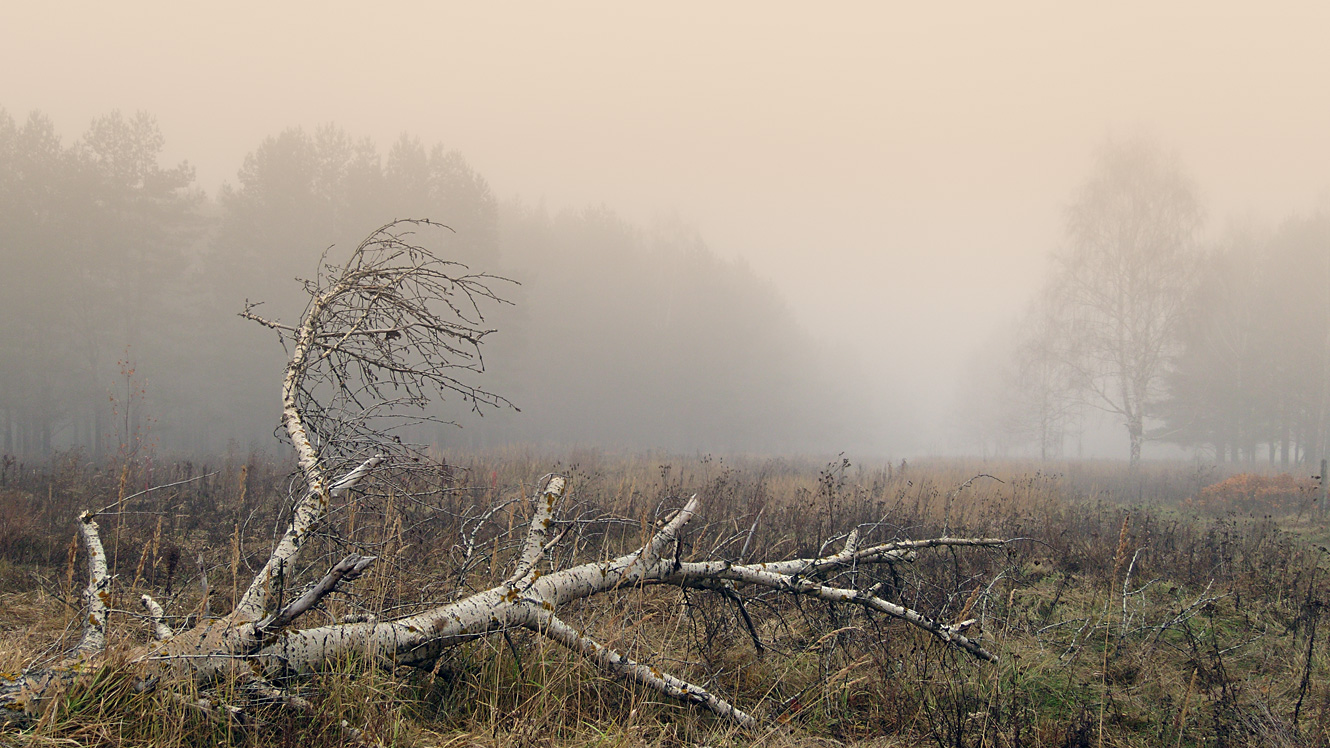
<box><xmin>2</xmin><ymin>450</ymin><xmax>1329</xmax><ymax>747</ymax></box>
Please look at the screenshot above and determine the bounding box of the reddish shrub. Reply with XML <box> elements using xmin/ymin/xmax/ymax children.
<box><xmin>1187</xmin><ymin>473</ymin><xmax>1316</xmax><ymax>516</ymax></box>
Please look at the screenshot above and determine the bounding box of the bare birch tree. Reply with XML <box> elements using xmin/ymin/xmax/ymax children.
<box><xmin>1053</xmin><ymin>137</ymin><xmax>1202</xmax><ymax>467</ymax></box>
<box><xmin>1</xmin><ymin>221</ymin><xmax>1008</xmax><ymax>736</ymax></box>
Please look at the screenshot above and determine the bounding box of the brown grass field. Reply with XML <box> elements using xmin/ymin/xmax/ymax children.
<box><xmin>3</xmin><ymin>449</ymin><xmax>1330</xmax><ymax>747</ymax></box>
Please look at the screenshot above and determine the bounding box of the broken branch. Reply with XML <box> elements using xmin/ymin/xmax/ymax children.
<box><xmin>256</xmin><ymin>554</ymin><xmax>377</xmax><ymax>637</ymax></box>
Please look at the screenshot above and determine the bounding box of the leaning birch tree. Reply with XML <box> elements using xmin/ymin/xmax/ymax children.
<box><xmin>1</xmin><ymin>221</ymin><xmax>1008</xmax><ymax>735</ymax></box>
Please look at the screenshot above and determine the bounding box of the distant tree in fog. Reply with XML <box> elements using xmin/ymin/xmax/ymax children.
<box><xmin>1159</xmin><ymin>231</ymin><xmax>1267</xmax><ymax>461</ymax></box>
<box><xmin>3</xmin><ymin>112</ymin><xmax>882</xmax><ymax>457</ymax></box>
<box><xmin>0</xmin><ymin>111</ymin><xmax>72</xmax><ymax>454</ymax></box>
<box><xmin>73</xmin><ymin>111</ymin><xmax>200</xmax><ymax>454</ymax></box>
<box><xmin>1014</xmin><ymin>293</ymin><xmax>1078</xmax><ymax>460</ymax></box>
<box><xmin>1162</xmin><ymin>215</ymin><xmax>1330</xmax><ymax>465</ymax></box>
<box><xmin>1259</xmin><ymin>213</ymin><xmax>1330</xmax><ymax>465</ymax></box>
<box><xmin>1051</xmin><ymin>137</ymin><xmax>1202</xmax><ymax>467</ymax></box>
<box><xmin>954</xmin><ymin>294</ymin><xmax>1077</xmax><ymax>460</ymax></box>
<box><xmin>214</xmin><ymin>125</ymin><xmax>383</xmax><ymax>295</ymax></box>
<box><xmin>212</xmin><ymin>127</ymin><xmax>497</xmax><ymax>308</ymax></box>
<box><xmin>200</xmin><ymin>124</ymin><xmax>852</xmax><ymax>454</ymax></box>
<box><xmin>385</xmin><ymin>134</ymin><xmax>498</xmax><ymax>265</ymax></box>
<box><xmin>489</xmin><ymin>204</ymin><xmax>872</xmax><ymax>453</ymax></box>
<box><xmin>953</xmin><ymin>336</ymin><xmax>1029</xmax><ymax>458</ymax></box>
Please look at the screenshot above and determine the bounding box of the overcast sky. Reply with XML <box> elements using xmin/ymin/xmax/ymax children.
<box><xmin>6</xmin><ymin>2</ymin><xmax>1329</xmax><ymax>450</ymax></box>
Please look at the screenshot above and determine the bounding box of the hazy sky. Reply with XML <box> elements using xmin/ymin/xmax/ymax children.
<box><xmin>6</xmin><ymin>2</ymin><xmax>1329</xmax><ymax>449</ymax></box>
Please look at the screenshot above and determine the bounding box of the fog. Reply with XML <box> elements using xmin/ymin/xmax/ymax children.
<box><xmin>3</xmin><ymin>3</ymin><xmax>1329</xmax><ymax>460</ymax></box>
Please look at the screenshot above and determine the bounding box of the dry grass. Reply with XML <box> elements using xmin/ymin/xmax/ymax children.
<box><xmin>3</xmin><ymin>450</ymin><xmax>1330</xmax><ymax>747</ymax></box>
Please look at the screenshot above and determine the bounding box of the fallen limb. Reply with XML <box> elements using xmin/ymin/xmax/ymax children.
<box><xmin>530</xmin><ymin>608</ymin><xmax>757</xmax><ymax>727</ymax></box>
<box><xmin>246</xmin><ymin>481</ymin><xmax>1004</xmax><ymax>723</ymax></box>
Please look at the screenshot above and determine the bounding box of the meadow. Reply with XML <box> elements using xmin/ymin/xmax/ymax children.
<box><xmin>2</xmin><ymin>449</ymin><xmax>1329</xmax><ymax>748</ymax></box>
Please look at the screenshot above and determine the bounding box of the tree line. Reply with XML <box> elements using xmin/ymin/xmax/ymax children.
<box><xmin>962</xmin><ymin>137</ymin><xmax>1330</xmax><ymax>467</ymax></box>
<box><xmin>0</xmin><ymin>109</ymin><xmax>879</xmax><ymax>459</ymax></box>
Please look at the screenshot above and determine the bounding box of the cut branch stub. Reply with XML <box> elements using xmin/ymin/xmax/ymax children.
<box><xmin>530</xmin><ymin>610</ymin><xmax>757</xmax><ymax>728</ymax></box>
<box><xmin>74</xmin><ymin>511</ymin><xmax>110</xmax><ymax>657</ymax></box>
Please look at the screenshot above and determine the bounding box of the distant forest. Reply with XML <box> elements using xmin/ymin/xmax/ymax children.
<box><xmin>0</xmin><ymin>109</ymin><xmax>881</xmax><ymax>459</ymax></box>
<box><xmin>3</xmin><ymin>111</ymin><xmax>1326</xmax><ymax>464</ymax></box>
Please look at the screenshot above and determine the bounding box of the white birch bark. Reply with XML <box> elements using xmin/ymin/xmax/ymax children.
<box><xmin>249</xmin><ymin>488</ymin><xmax>1003</xmax><ymax>696</ymax></box>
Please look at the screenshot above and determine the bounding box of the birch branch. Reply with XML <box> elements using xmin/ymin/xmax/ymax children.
<box><xmin>750</xmin><ymin>535</ymin><xmax>1007</xmax><ymax>577</ymax></box>
<box><xmin>256</xmin><ymin>554</ymin><xmax>377</xmax><ymax>637</ymax></box>
<box><xmin>530</xmin><ymin>609</ymin><xmax>757</xmax><ymax>727</ymax></box>
<box><xmin>262</xmin><ymin>489</ymin><xmax>1002</xmax><ymax>687</ymax></box>
<box><xmin>141</xmin><ymin>594</ymin><xmax>173</xmax><ymax>641</ymax></box>
<box><xmin>667</xmin><ymin>562</ymin><xmax>997</xmax><ymax>662</ymax></box>
<box><xmin>328</xmin><ymin>455</ymin><xmax>386</xmax><ymax>498</ymax></box>
<box><xmin>454</xmin><ymin>497</ymin><xmax>522</xmax><ymax>599</ymax></box>
<box><xmin>509</xmin><ymin>475</ymin><xmax>566</xmax><ymax>583</ymax></box>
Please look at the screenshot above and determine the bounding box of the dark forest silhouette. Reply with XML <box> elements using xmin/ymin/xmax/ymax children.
<box><xmin>0</xmin><ymin>110</ymin><xmax>878</xmax><ymax>458</ymax></box>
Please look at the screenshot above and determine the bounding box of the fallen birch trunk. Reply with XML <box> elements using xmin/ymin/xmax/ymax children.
<box><xmin>2</xmin><ymin>472</ymin><xmax>1006</xmax><ymax>731</ymax></box>
<box><xmin>0</xmin><ymin>222</ymin><xmax>1010</xmax><ymax>735</ymax></box>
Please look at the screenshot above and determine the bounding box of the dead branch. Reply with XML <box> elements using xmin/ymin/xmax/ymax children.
<box><xmin>508</xmin><ymin>475</ymin><xmax>565</xmax><ymax>583</ymax></box>
<box><xmin>234</xmin><ymin>455</ymin><xmax>384</xmax><ymax>623</ymax></box>
<box><xmin>246</xmin><ymin>481</ymin><xmax>1002</xmax><ymax>724</ymax></box>
<box><xmin>531</xmin><ymin>609</ymin><xmax>757</xmax><ymax>727</ymax></box>
<box><xmin>255</xmin><ymin>554</ymin><xmax>377</xmax><ymax>637</ymax></box>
